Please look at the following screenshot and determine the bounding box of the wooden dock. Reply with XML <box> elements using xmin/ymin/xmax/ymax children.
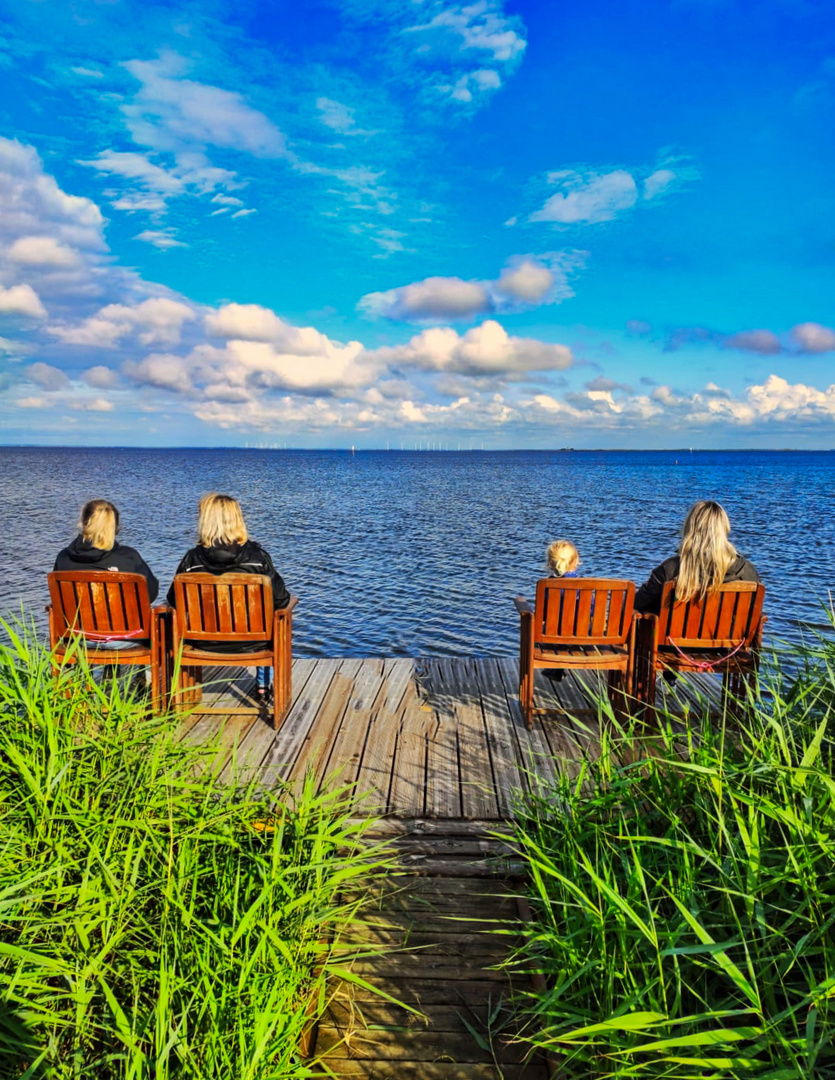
<box><xmin>180</xmin><ymin>657</ymin><xmax>720</xmax><ymax>1078</ymax></box>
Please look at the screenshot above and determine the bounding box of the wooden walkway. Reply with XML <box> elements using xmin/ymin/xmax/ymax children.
<box><xmin>180</xmin><ymin>657</ymin><xmax>720</xmax><ymax>1078</ymax></box>
<box><xmin>181</xmin><ymin>656</ymin><xmax>720</xmax><ymax>817</ymax></box>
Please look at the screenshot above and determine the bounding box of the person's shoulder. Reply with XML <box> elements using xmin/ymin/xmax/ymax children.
<box><xmin>655</xmin><ymin>555</ymin><xmax>680</xmax><ymax>579</ymax></box>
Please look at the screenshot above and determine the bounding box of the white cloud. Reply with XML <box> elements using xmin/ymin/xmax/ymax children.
<box><xmin>495</xmin><ymin>258</ymin><xmax>554</xmax><ymax>302</ymax></box>
<box><xmin>17</xmin><ymin>395</ymin><xmax>52</xmax><ymax>409</ymax></box>
<box><xmin>81</xmin><ymin>365</ymin><xmax>119</xmax><ymax>389</ymax></box>
<box><xmin>643</xmin><ymin>168</ymin><xmax>676</xmax><ymax>200</ymax></box>
<box><xmin>51</xmin><ymin>297</ymin><xmax>197</xmax><ymax>348</ymax></box>
<box><xmin>791</xmin><ymin>322</ymin><xmax>835</xmax><ymax>353</ymax></box>
<box><xmin>134</xmin><ymin>229</ymin><xmax>188</xmax><ymax>250</ymax></box>
<box><xmin>405</xmin><ymin>3</ymin><xmax>526</xmax><ymax>65</ymax></box>
<box><xmin>724</xmin><ymin>329</ymin><xmax>782</xmax><ymax>355</ymax></box>
<box><xmin>78</xmin><ymin>150</ymin><xmax>184</xmax><ymax>194</ymax></box>
<box><xmin>530</xmin><ymin>169</ymin><xmax>638</xmax><ymax>225</ymax></box>
<box><xmin>0</xmin><ymin>283</ymin><xmax>46</xmax><ymax>318</ymax></box>
<box><xmin>528</xmin><ymin>159</ymin><xmax>693</xmax><ymax>226</ymax></box>
<box><xmin>359</xmin><ymin>253</ymin><xmax>584</xmax><ymax>321</ymax></box>
<box><xmin>9</xmin><ymin>236</ymin><xmax>80</xmax><ymax>268</ymax></box>
<box><xmin>361</xmin><ymin>276</ymin><xmax>491</xmax><ymax>320</ymax></box>
<box><xmin>72</xmin><ymin>396</ymin><xmax>114</xmax><ymax>412</ymax></box>
<box><xmin>316</xmin><ymin>97</ymin><xmax>375</xmax><ymax>135</ymax></box>
<box><xmin>122</xmin><ymin>54</ymin><xmax>286</xmax><ymax>159</ymax></box>
<box><xmin>374</xmin><ymin>319</ymin><xmax>574</xmax><ymax>376</ymax></box>
<box><xmin>25</xmin><ymin>361</ymin><xmax>69</xmax><ymax>390</ymax></box>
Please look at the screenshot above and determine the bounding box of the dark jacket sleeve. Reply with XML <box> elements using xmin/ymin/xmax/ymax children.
<box><xmin>259</xmin><ymin>547</ymin><xmax>290</xmax><ymax>609</ymax></box>
<box><xmin>634</xmin><ymin>561</ymin><xmax>672</xmax><ymax>615</ymax></box>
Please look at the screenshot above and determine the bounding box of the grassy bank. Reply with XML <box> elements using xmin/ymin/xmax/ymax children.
<box><xmin>0</xmin><ymin>626</ymin><xmax>386</xmax><ymax>1079</ymax></box>
<box><xmin>509</xmin><ymin>637</ymin><xmax>835</xmax><ymax>1078</ymax></box>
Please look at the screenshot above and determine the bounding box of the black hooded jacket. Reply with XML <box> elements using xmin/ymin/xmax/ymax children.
<box><xmin>167</xmin><ymin>540</ymin><xmax>290</xmax><ymax>654</ymax></box>
<box><xmin>634</xmin><ymin>552</ymin><xmax>761</xmax><ymax>615</ymax></box>
<box><xmin>166</xmin><ymin>540</ymin><xmax>289</xmax><ymax>609</ymax></box>
<box><xmin>54</xmin><ymin>537</ymin><xmax>159</xmax><ymax>602</ymax></box>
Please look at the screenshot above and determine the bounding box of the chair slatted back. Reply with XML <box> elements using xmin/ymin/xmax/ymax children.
<box><xmin>172</xmin><ymin>573</ymin><xmax>273</xmax><ymax>641</ymax></box>
<box><xmin>657</xmin><ymin>581</ymin><xmax>765</xmax><ymax>649</ymax></box>
<box><xmin>48</xmin><ymin>572</ymin><xmax>151</xmax><ymax>641</ymax></box>
<box><xmin>533</xmin><ymin>578</ymin><xmax>635</xmax><ymax>646</ymax></box>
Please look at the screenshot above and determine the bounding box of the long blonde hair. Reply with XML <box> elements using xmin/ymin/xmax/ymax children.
<box><xmin>546</xmin><ymin>539</ymin><xmax>580</xmax><ymax>577</ymax></box>
<box><xmin>197</xmin><ymin>493</ymin><xmax>248</xmax><ymax>547</ymax></box>
<box><xmin>676</xmin><ymin>500</ymin><xmax>737</xmax><ymax>602</ymax></box>
<box><xmin>79</xmin><ymin>499</ymin><xmax>119</xmax><ymax>550</ymax></box>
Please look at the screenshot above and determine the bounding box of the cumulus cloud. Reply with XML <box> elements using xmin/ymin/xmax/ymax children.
<box><xmin>25</xmin><ymin>361</ymin><xmax>69</xmax><ymax>390</ymax></box>
<box><xmin>9</xmin><ymin>236</ymin><xmax>80</xmax><ymax>268</ymax></box>
<box><xmin>724</xmin><ymin>329</ymin><xmax>781</xmax><ymax>355</ymax></box>
<box><xmin>81</xmin><ymin>365</ymin><xmax>119</xmax><ymax>389</ymax></box>
<box><xmin>0</xmin><ymin>284</ymin><xmax>46</xmax><ymax>318</ymax></box>
<box><xmin>791</xmin><ymin>322</ymin><xmax>835</xmax><ymax>353</ymax></box>
<box><xmin>528</xmin><ymin>158</ymin><xmax>694</xmax><ymax>226</ymax></box>
<box><xmin>51</xmin><ymin>297</ymin><xmax>197</xmax><ymax>348</ymax></box>
<box><xmin>359</xmin><ymin>253</ymin><xmax>585</xmax><ymax>321</ymax></box>
<box><xmin>373</xmin><ymin>319</ymin><xmax>574</xmax><ymax>376</ymax></box>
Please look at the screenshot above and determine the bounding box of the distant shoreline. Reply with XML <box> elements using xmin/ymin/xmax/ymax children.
<box><xmin>1</xmin><ymin>445</ymin><xmax>832</xmax><ymax>454</ymax></box>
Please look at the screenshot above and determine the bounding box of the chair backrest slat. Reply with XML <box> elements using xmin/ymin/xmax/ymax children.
<box><xmin>172</xmin><ymin>573</ymin><xmax>274</xmax><ymax>641</ymax></box>
<box><xmin>658</xmin><ymin>581</ymin><xmax>764</xmax><ymax>648</ymax></box>
<box><xmin>48</xmin><ymin>572</ymin><xmax>152</xmax><ymax>640</ymax></box>
<box><xmin>534</xmin><ymin>579</ymin><xmax>635</xmax><ymax>646</ymax></box>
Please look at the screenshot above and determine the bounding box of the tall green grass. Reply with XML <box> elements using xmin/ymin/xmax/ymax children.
<box><xmin>0</xmin><ymin>623</ymin><xmax>386</xmax><ymax>1079</ymax></box>
<box><xmin>509</xmin><ymin>642</ymin><xmax>835</xmax><ymax>1078</ymax></box>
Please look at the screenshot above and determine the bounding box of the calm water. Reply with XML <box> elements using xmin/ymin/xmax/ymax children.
<box><xmin>1</xmin><ymin>447</ymin><xmax>832</xmax><ymax>657</ymax></box>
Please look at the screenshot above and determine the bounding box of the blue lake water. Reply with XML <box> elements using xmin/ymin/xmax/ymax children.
<box><xmin>1</xmin><ymin>447</ymin><xmax>832</xmax><ymax>657</ymax></box>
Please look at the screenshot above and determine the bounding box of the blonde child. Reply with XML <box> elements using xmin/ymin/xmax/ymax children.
<box><xmin>545</xmin><ymin>539</ymin><xmax>581</xmax><ymax>579</ymax></box>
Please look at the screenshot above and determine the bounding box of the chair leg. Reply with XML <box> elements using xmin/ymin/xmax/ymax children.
<box><xmin>520</xmin><ymin>663</ymin><xmax>534</xmax><ymax>731</ymax></box>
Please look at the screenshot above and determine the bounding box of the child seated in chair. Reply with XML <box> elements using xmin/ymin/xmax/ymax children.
<box><xmin>546</xmin><ymin>539</ymin><xmax>581</xmax><ymax>579</ymax></box>
<box><xmin>544</xmin><ymin>540</ymin><xmax>583</xmax><ymax>681</ymax></box>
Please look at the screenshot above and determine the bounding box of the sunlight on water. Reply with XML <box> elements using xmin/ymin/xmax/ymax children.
<box><xmin>1</xmin><ymin>447</ymin><xmax>832</xmax><ymax>657</ymax></box>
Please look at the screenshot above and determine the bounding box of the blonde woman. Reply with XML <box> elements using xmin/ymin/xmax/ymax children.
<box><xmin>54</xmin><ymin>499</ymin><xmax>158</xmax><ymax>601</ymax></box>
<box><xmin>634</xmin><ymin>500</ymin><xmax>760</xmax><ymax>615</ymax></box>
<box><xmin>546</xmin><ymin>539</ymin><xmax>581</xmax><ymax>579</ymax></box>
<box><xmin>167</xmin><ymin>495</ymin><xmax>289</xmax><ymax>682</ymax></box>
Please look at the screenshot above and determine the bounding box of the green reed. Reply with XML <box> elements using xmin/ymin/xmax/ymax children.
<box><xmin>508</xmin><ymin>635</ymin><xmax>835</xmax><ymax>1078</ymax></box>
<box><xmin>0</xmin><ymin>621</ymin><xmax>387</xmax><ymax>1079</ymax></box>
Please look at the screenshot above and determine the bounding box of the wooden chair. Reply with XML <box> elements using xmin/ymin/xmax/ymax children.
<box><xmin>47</xmin><ymin>571</ymin><xmax>168</xmax><ymax>713</ymax></box>
<box><xmin>514</xmin><ymin>578</ymin><xmax>638</xmax><ymax>729</ymax></box>
<box><xmin>637</xmin><ymin>580</ymin><xmax>766</xmax><ymax>714</ymax></box>
<box><xmin>170</xmin><ymin>573</ymin><xmax>297</xmax><ymax>730</ymax></box>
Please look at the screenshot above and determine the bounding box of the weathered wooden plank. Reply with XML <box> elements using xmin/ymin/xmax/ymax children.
<box><xmin>218</xmin><ymin>657</ymin><xmax>317</xmax><ymax>785</ymax></box>
<box><xmin>344</xmin><ymin>927</ymin><xmax>516</xmax><ymax>953</ymax></box>
<box><xmin>319</xmin><ymin>659</ymin><xmax>388</xmax><ymax>796</ymax></box>
<box><xmin>441</xmin><ymin>658</ymin><xmax>498</xmax><ymax>821</ymax></box>
<box><xmin>313</xmin><ymin>1060</ymin><xmax>547</xmax><ymax>1079</ymax></box>
<box><xmin>380</xmin><ymin>657</ymin><xmax>414</xmax><ymax>713</ymax></box>
<box><xmin>315</xmin><ymin>1023</ymin><xmax>536</xmax><ymax>1063</ymax></box>
<box><xmin>424</xmin><ymin>659</ymin><xmax>462</xmax><ymax>820</ymax></box>
<box><xmin>471</xmin><ymin>658</ymin><xmax>527</xmax><ymax>816</ymax></box>
<box><xmin>388</xmin><ymin>680</ymin><xmax>431</xmax><ymax>818</ymax></box>
<box><xmin>353</xmin><ymin>817</ymin><xmax>511</xmax><ymax>839</ymax></box>
<box><xmin>256</xmin><ymin>658</ymin><xmax>342</xmax><ymax>788</ymax></box>
<box><xmin>284</xmin><ymin>671</ymin><xmax>356</xmax><ymax>789</ymax></box>
<box><xmin>493</xmin><ymin>658</ymin><xmax>558</xmax><ymax>794</ymax></box>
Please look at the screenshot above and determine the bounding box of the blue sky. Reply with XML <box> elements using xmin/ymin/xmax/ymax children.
<box><xmin>0</xmin><ymin>0</ymin><xmax>833</xmax><ymax>447</ymax></box>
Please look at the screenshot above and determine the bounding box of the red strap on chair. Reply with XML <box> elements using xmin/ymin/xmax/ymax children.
<box><xmin>667</xmin><ymin>637</ymin><xmax>746</xmax><ymax>672</ymax></box>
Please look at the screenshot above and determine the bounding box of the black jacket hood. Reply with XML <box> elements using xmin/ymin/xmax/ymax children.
<box><xmin>65</xmin><ymin>536</ymin><xmax>119</xmax><ymax>564</ymax></box>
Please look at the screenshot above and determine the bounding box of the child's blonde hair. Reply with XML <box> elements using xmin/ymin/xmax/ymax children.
<box><xmin>79</xmin><ymin>499</ymin><xmax>119</xmax><ymax>550</ymax></box>
<box><xmin>197</xmin><ymin>493</ymin><xmax>248</xmax><ymax>547</ymax></box>
<box><xmin>546</xmin><ymin>539</ymin><xmax>580</xmax><ymax>577</ymax></box>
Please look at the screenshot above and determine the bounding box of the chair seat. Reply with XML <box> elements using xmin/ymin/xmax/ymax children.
<box><xmin>180</xmin><ymin>644</ymin><xmax>273</xmax><ymax>664</ymax></box>
<box><xmin>534</xmin><ymin>644</ymin><xmax>629</xmax><ymax>668</ymax></box>
<box><xmin>53</xmin><ymin>641</ymin><xmax>152</xmax><ymax>662</ymax></box>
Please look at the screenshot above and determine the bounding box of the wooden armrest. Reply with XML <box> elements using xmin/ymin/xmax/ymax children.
<box><xmin>514</xmin><ymin>595</ymin><xmax>533</xmax><ymax>616</ymax></box>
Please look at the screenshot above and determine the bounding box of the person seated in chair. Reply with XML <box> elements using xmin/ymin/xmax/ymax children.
<box><xmin>55</xmin><ymin>499</ymin><xmax>159</xmax><ymax>602</ymax></box>
<box><xmin>168</xmin><ymin>494</ymin><xmax>290</xmax><ymax>691</ymax></box>
<box><xmin>635</xmin><ymin>499</ymin><xmax>760</xmax><ymax>616</ymax></box>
